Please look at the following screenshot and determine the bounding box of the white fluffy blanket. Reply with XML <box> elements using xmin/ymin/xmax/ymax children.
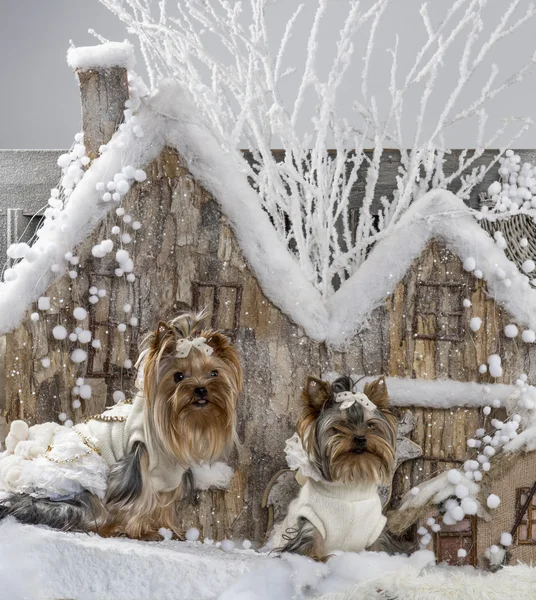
<box><xmin>317</xmin><ymin>564</ymin><xmax>536</xmax><ymax>600</ymax></box>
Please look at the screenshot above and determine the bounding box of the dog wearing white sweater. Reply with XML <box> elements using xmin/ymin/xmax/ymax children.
<box><xmin>273</xmin><ymin>375</ymin><xmax>397</xmax><ymax>561</ymax></box>
<box><xmin>0</xmin><ymin>312</ymin><xmax>242</xmax><ymax>539</ymax></box>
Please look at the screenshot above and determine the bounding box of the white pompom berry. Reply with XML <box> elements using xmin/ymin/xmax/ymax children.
<box><xmin>71</xmin><ymin>349</ymin><xmax>88</xmax><ymax>363</ymax></box>
<box><xmin>52</xmin><ymin>325</ymin><xmax>68</xmax><ymax>340</ymax></box>
<box><xmin>461</xmin><ymin>497</ymin><xmax>478</xmax><ymax>515</ymax></box>
<box><xmin>79</xmin><ymin>384</ymin><xmax>92</xmax><ymax>400</ymax></box>
<box><xmin>522</xmin><ymin>260</ymin><xmax>535</xmax><ymax>274</ymax></box>
<box><xmin>447</xmin><ymin>470</ymin><xmax>461</xmax><ymax>484</ymax></box>
<box><xmin>504</xmin><ymin>324</ymin><xmax>518</xmax><ymax>338</ymax></box>
<box><xmin>487</xmin><ymin>494</ymin><xmax>501</xmax><ymax>509</ymax></box>
<box><xmin>113</xmin><ymin>390</ymin><xmax>126</xmax><ymax>403</ymax></box>
<box><xmin>38</xmin><ymin>297</ymin><xmax>51</xmax><ymax>311</ymax></box>
<box><xmin>463</xmin><ymin>257</ymin><xmax>476</xmax><ymax>272</ymax></box>
<box><xmin>522</xmin><ymin>330</ymin><xmax>536</xmax><ymax>343</ymax></box>
<box><xmin>73</xmin><ymin>307</ymin><xmax>87</xmax><ymax>321</ymax></box>
<box><xmin>220</xmin><ymin>539</ymin><xmax>235</xmax><ymax>552</ymax></box>
<box><xmin>470</xmin><ymin>317</ymin><xmax>482</xmax><ymax>332</ymax></box>
<box><xmin>185</xmin><ymin>528</ymin><xmax>200</xmax><ymax>541</ymax></box>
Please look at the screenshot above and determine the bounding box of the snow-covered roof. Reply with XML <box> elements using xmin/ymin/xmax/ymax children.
<box><xmin>0</xmin><ymin>82</ymin><xmax>327</xmax><ymax>339</ymax></box>
<box><xmin>67</xmin><ymin>41</ymin><xmax>136</xmax><ymax>71</ymax></box>
<box><xmin>328</xmin><ymin>189</ymin><xmax>536</xmax><ymax>346</ymax></box>
<box><xmin>2</xmin><ymin>77</ymin><xmax>536</xmax><ymax>346</ymax></box>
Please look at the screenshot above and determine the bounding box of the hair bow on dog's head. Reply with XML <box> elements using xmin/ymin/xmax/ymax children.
<box><xmin>335</xmin><ymin>391</ymin><xmax>376</xmax><ymax>414</ymax></box>
<box><xmin>175</xmin><ymin>337</ymin><xmax>214</xmax><ymax>358</ymax></box>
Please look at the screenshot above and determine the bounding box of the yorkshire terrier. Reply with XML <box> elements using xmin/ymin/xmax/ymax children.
<box><xmin>0</xmin><ymin>312</ymin><xmax>242</xmax><ymax>539</ymax></box>
<box><xmin>272</xmin><ymin>374</ymin><xmax>397</xmax><ymax>560</ymax></box>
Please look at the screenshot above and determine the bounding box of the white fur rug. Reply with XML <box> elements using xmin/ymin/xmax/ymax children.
<box><xmin>317</xmin><ymin>564</ymin><xmax>536</xmax><ymax>600</ymax></box>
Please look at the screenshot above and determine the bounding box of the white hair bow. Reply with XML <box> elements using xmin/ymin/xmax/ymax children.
<box><xmin>175</xmin><ymin>337</ymin><xmax>214</xmax><ymax>358</ymax></box>
<box><xmin>335</xmin><ymin>391</ymin><xmax>376</xmax><ymax>414</ymax></box>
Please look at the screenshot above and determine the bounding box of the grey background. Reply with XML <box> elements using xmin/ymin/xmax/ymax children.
<box><xmin>1</xmin><ymin>0</ymin><xmax>536</xmax><ymax>150</ymax></box>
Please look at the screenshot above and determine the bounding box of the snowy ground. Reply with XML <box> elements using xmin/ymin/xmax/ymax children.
<box><xmin>0</xmin><ymin>518</ymin><xmax>534</xmax><ymax>600</ymax></box>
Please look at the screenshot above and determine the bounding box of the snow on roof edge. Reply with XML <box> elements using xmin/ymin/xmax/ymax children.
<box><xmin>355</xmin><ymin>376</ymin><xmax>517</xmax><ymax>409</ymax></box>
<box><xmin>67</xmin><ymin>41</ymin><xmax>136</xmax><ymax>71</ymax></box>
<box><xmin>148</xmin><ymin>82</ymin><xmax>329</xmax><ymax>341</ymax></box>
<box><xmin>0</xmin><ymin>106</ymin><xmax>163</xmax><ymax>336</ymax></box>
<box><xmin>327</xmin><ymin>189</ymin><xmax>536</xmax><ymax>347</ymax></box>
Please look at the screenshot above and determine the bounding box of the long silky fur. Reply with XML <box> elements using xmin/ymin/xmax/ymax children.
<box><xmin>278</xmin><ymin>517</ymin><xmax>327</xmax><ymax>561</ymax></box>
<box><xmin>0</xmin><ymin>312</ymin><xmax>242</xmax><ymax>540</ymax></box>
<box><xmin>0</xmin><ymin>491</ymin><xmax>105</xmax><ymax>531</ymax></box>
<box><xmin>105</xmin><ymin>441</ymin><xmax>146</xmax><ymax>508</ymax></box>
<box><xmin>298</xmin><ymin>375</ymin><xmax>397</xmax><ymax>486</ymax></box>
<box><xmin>140</xmin><ymin>312</ymin><xmax>242</xmax><ymax>467</ymax></box>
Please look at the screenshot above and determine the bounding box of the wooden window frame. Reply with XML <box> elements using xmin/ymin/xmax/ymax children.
<box><xmin>413</xmin><ymin>281</ymin><xmax>466</xmax><ymax>342</ymax></box>
<box><xmin>515</xmin><ymin>485</ymin><xmax>536</xmax><ymax>545</ymax></box>
<box><xmin>434</xmin><ymin>515</ymin><xmax>477</xmax><ymax>566</ymax></box>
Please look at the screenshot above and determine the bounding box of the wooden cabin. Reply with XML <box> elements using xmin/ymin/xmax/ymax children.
<box><xmin>2</xmin><ymin>46</ymin><xmax>536</xmax><ymax>567</ymax></box>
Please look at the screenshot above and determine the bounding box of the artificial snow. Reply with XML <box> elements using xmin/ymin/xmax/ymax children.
<box><xmin>0</xmin><ymin>518</ymin><xmax>443</xmax><ymax>600</ymax></box>
<box><xmin>67</xmin><ymin>41</ymin><xmax>135</xmax><ymax>71</ymax></box>
<box><xmin>353</xmin><ymin>376</ymin><xmax>516</xmax><ymax>409</ymax></box>
<box><xmin>318</xmin><ymin>564</ymin><xmax>536</xmax><ymax>600</ymax></box>
<box><xmin>0</xmin><ymin>103</ymin><xmax>163</xmax><ymax>336</ymax></box>
<box><xmin>0</xmin><ymin>519</ymin><xmax>259</xmax><ymax>600</ymax></box>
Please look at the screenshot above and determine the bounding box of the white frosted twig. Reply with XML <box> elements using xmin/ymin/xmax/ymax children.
<box><xmin>95</xmin><ymin>0</ymin><xmax>536</xmax><ymax>298</ymax></box>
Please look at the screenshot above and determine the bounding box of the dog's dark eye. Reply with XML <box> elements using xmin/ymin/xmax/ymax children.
<box><xmin>210</xmin><ymin>370</ymin><xmax>219</xmax><ymax>377</ymax></box>
<box><xmin>174</xmin><ymin>372</ymin><xmax>185</xmax><ymax>383</ymax></box>
<box><xmin>367</xmin><ymin>422</ymin><xmax>375</xmax><ymax>429</ymax></box>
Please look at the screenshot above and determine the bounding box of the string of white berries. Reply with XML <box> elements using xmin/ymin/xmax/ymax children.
<box><xmin>483</xmin><ymin>151</ymin><xmax>536</xmax><ymax>216</ymax></box>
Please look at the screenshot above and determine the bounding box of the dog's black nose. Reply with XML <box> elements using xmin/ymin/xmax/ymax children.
<box><xmin>354</xmin><ymin>436</ymin><xmax>367</xmax><ymax>449</ymax></box>
<box><xmin>194</xmin><ymin>387</ymin><xmax>208</xmax><ymax>398</ymax></box>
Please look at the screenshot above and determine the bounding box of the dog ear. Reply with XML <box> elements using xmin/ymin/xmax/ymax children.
<box><xmin>152</xmin><ymin>321</ymin><xmax>177</xmax><ymax>353</ymax></box>
<box><xmin>302</xmin><ymin>376</ymin><xmax>331</xmax><ymax>411</ymax></box>
<box><xmin>363</xmin><ymin>375</ymin><xmax>389</xmax><ymax>410</ymax></box>
<box><xmin>297</xmin><ymin>376</ymin><xmax>331</xmax><ymax>445</ymax></box>
<box><xmin>205</xmin><ymin>331</ymin><xmax>243</xmax><ymax>394</ymax></box>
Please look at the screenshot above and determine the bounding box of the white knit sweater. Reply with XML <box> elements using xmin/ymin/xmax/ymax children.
<box><xmin>0</xmin><ymin>394</ymin><xmax>233</xmax><ymax>500</ymax></box>
<box><xmin>273</xmin><ymin>477</ymin><xmax>386</xmax><ymax>553</ymax></box>
<box><xmin>83</xmin><ymin>394</ymin><xmax>186</xmax><ymax>494</ymax></box>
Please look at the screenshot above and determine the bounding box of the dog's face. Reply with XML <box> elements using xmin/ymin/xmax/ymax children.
<box><xmin>141</xmin><ymin>315</ymin><xmax>242</xmax><ymax>465</ymax></box>
<box><xmin>297</xmin><ymin>375</ymin><xmax>396</xmax><ymax>485</ymax></box>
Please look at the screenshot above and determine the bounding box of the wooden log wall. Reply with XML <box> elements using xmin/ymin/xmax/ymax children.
<box><xmin>388</xmin><ymin>241</ymin><xmax>533</xmax><ymax>505</ymax></box>
<box><xmin>4</xmin><ymin>144</ymin><xmax>392</xmax><ymax>541</ymax></box>
<box><xmin>4</xmin><ymin>62</ymin><xmax>536</xmax><ymax>543</ymax></box>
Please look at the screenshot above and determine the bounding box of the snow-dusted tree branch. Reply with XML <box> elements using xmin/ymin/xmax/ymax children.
<box><xmin>98</xmin><ymin>0</ymin><xmax>536</xmax><ymax>297</ymax></box>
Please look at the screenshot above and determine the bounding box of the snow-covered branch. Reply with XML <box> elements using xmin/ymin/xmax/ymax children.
<box><xmin>98</xmin><ymin>0</ymin><xmax>536</xmax><ymax>297</ymax></box>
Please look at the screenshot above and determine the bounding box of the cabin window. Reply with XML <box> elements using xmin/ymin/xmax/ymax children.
<box><xmin>413</xmin><ymin>282</ymin><xmax>465</xmax><ymax>342</ymax></box>
<box><xmin>434</xmin><ymin>516</ymin><xmax>477</xmax><ymax>566</ymax></box>
<box><xmin>516</xmin><ymin>486</ymin><xmax>536</xmax><ymax>544</ymax></box>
